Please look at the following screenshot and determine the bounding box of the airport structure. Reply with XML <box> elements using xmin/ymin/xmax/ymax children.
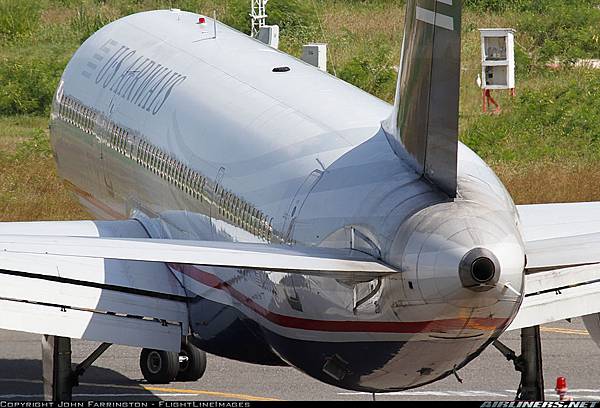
<box><xmin>479</xmin><ymin>28</ymin><xmax>516</xmax><ymax>113</ymax></box>
<box><xmin>1</xmin><ymin>0</ymin><xmax>600</xmax><ymax>402</ymax></box>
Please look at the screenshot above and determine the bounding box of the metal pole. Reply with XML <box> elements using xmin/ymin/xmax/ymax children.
<box><xmin>42</xmin><ymin>335</ymin><xmax>73</xmax><ymax>401</ymax></box>
<box><xmin>517</xmin><ymin>326</ymin><xmax>544</xmax><ymax>401</ymax></box>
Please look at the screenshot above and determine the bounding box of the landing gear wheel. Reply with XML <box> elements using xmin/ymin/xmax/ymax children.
<box><xmin>176</xmin><ymin>342</ymin><xmax>207</xmax><ymax>382</ymax></box>
<box><xmin>140</xmin><ymin>348</ymin><xmax>179</xmax><ymax>384</ymax></box>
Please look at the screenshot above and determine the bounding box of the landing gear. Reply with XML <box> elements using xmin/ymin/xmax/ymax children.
<box><xmin>140</xmin><ymin>342</ymin><xmax>207</xmax><ymax>384</ymax></box>
<box><xmin>517</xmin><ymin>326</ymin><xmax>545</xmax><ymax>400</ymax></box>
<box><xmin>41</xmin><ymin>334</ymin><xmax>206</xmax><ymax>400</ymax></box>
<box><xmin>494</xmin><ymin>325</ymin><xmax>545</xmax><ymax>401</ymax></box>
<box><xmin>41</xmin><ymin>335</ymin><xmax>112</xmax><ymax>401</ymax></box>
<box><xmin>140</xmin><ymin>349</ymin><xmax>179</xmax><ymax>384</ymax></box>
<box><xmin>176</xmin><ymin>342</ymin><xmax>207</xmax><ymax>382</ymax></box>
<box><xmin>42</xmin><ymin>335</ymin><xmax>73</xmax><ymax>401</ymax></box>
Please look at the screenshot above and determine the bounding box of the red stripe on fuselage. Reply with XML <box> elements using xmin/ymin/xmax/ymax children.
<box><xmin>173</xmin><ymin>264</ymin><xmax>510</xmax><ymax>334</ymax></box>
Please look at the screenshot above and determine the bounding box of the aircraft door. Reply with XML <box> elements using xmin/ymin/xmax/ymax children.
<box><xmin>282</xmin><ymin>169</ymin><xmax>323</xmax><ymax>243</ymax></box>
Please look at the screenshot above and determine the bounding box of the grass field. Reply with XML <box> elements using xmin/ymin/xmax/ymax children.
<box><xmin>1</xmin><ymin>0</ymin><xmax>600</xmax><ymax>221</ymax></box>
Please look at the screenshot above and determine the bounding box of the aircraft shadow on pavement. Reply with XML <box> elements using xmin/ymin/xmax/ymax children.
<box><xmin>0</xmin><ymin>359</ymin><xmax>158</xmax><ymax>400</ymax></box>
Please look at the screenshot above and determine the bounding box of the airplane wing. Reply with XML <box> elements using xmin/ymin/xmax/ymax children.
<box><xmin>0</xmin><ymin>219</ymin><xmax>397</xmax><ymax>351</ymax></box>
<box><xmin>508</xmin><ymin>203</ymin><xmax>600</xmax><ymax>330</ymax></box>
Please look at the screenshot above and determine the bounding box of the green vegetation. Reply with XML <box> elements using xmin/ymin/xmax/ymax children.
<box><xmin>0</xmin><ymin>115</ymin><xmax>89</xmax><ymax>221</ymax></box>
<box><xmin>1</xmin><ymin>0</ymin><xmax>600</xmax><ymax>219</ymax></box>
<box><xmin>338</xmin><ymin>42</ymin><xmax>396</xmax><ymax>101</ymax></box>
<box><xmin>463</xmin><ymin>69</ymin><xmax>600</xmax><ymax>164</ymax></box>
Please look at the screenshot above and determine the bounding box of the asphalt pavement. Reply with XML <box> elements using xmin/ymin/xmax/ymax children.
<box><xmin>0</xmin><ymin>318</ymin><xmax>598</xmax><ymax>401</ymax></box>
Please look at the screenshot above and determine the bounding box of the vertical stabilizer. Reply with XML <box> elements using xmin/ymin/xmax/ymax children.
<box><xmin>383</xmin><ymin>0</ymin><xmax>462</xmax><ymax>197</ymax></box>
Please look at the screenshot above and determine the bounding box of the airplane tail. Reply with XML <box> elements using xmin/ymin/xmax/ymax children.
<box><xmin>383</xmin><ymin>0</ymin><xmax>462</xmax><ymax>198</ymax></box>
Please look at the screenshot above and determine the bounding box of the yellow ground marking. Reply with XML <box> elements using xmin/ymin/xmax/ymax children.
<box><xmin>541</xmin><ymin>327</ymin><xmax>589</xmax><ymax>336</ymax></box>
<box><xmin>141</xmin><ymin>385</ymin><xmax>282</xmax><ymax>401</ymax></box>
<box><xmin>0</xmin><ymin>378</ymin><xmax>281</xmax><ymax>401</ymax></box>
<box><xmin>80</xmin><ymin>382</ymin><xmax>281</xmax><ymax>401</ymax></box>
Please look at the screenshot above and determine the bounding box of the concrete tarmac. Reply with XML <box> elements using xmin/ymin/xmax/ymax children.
<box><xmin>0</xmin><ymin>318</ymin><xmax>598</xmax><ymax>401</ymax></box>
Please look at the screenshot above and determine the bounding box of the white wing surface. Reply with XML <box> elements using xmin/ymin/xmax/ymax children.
<box><xmin>0</xmin><ymin>220</ymin><xmax>189</xmax><ymax>351</ymax></box>
<box><xmin>0</xmin><ymin>235</ymin><xmax>396</xmax><ymax>276</ymax></box>
<box><xmin>517</xmin><ymin>202</ymin><xmax>600</xmax><ymax>242</ymax></box>
<box><xmin>508</xmin><ymin>203</ymin><xmax>600</xmax><ymax>330</ymax></box>
<box><xmin>0</xmin><ymin>220</ymin><xmax>396</xmax><ymax>351</ymax></box>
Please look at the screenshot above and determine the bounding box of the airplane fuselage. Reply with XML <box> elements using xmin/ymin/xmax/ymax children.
<box><xmin>50</xmin><ymin>10</ymin><xmax>525</xmax><ymax>392</ymax></box>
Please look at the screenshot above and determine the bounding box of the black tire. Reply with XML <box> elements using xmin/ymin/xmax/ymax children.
<box><xmin>140</xmin><ymin>348</ymin><xmax>179</xmax><ymax>384</ymax></box>
<box><xmin>175</xmin><ymin>342</ymin><xmax>207</xmax><ymax>382</ymax></box>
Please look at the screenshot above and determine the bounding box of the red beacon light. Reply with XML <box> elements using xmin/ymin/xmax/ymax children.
<box><xmin>555</xmin><ymin>377</ymin><xmax>573</xmax><ymax>401</ymax></box>
<box><xmin>556</xmin><ymin>377</ymin><xmax>567</xmax><ymax>393</ymax></box>
<box><xmin>197</xmin><ymin>17</ymin><xmax>206</xmax><ymax>25</ymax></box>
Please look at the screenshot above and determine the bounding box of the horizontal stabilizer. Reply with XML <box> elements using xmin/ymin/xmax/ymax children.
<box><xmin>517</xmin><ymin>202</ymin><xmax>600</xmax><ymax>242</ymax></box>
<box><xmin>508</xmin><ymin>262</ymin><xmax>600</xmax><ymax>331</ymax></box>
<box><xmin>525</xmin><ymin>232</ymin><xmax>600</xmax><ymax>270</ymax></box>
<box><xmin>508</xmin><ymin>202</ymin><xmax>600</xmax><ymax>330</ymax></box>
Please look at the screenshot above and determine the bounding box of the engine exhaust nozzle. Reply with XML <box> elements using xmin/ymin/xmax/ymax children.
<box><xmin>459</xmin><ymin>248</ymin><xmax>500</xmax><ymax>292</ymax></box>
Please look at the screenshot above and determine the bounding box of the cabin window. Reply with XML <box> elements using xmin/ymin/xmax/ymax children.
<box><xmin>123</xmin><ymin>132</ymin><xmax>127</xmax><ymax>152</ymax></box>
<box><xmin>136</xmin><ymin>141</ymin><xmax>142</xmax><ymax>163</ymax></box>
<box><xmin>185</xmin><ymin>168</ymin><xmax>191</xmax><ymax>193</ymax></box>
<box><xmin>120</xmin><ymin>129</ymin><xmax>125</xmax><ymax>152</ymax></box>
<box><xmin>85</xmin><ymin>109</ymin><xmax>91</xmax><ymax>133</ymax></box>
<box><xmin>243</xmin><ymin>203</ymin><xmax>250</xmax><ymax>226</ymax></box>
<box><xmin>117</xmin><ymin>128</ymin><xmax>122</xmax><ymax>151</ymax></box>
<box><xmin>183</xmin><ymin>167</ymin><xmax>189</xmax><ymax>189</ymax></box>
<box><xmin>144</xmin><ymin>144</ymin><xmax>150</xmax><ymax>165</ymax></box>
<box><xmin>142</xmin><ymin>146</ymin><xmax>148</xmax><ymax>166</ymax></box>
<box><xmin>113</xmin><ymin>127</ymin><xmax>119</xmax><ymax>149</ymax></box>
<box><xmin>67</xmin><ymin>99</ymin><xmax>73</xmax><ymax>123</ymax></box>
<box><xmin>77</xmin><ymin>104</ymin><xmax>83</xmax><ymax>128</ymax></box>
<box><xmin>125</xmin><ymin>132</ymin><xmax>132</xmax><ymax>157</ymax></box>
<box><xmin>111</xmin><ymin>126</ymin><xmax>117</xmax><ymax>147</ymax></box>
<box><xmin>252</xmin><ymin>208</ymin><xmax>259</xmax><ymax>231</ymax></box>
<box><xmin>182</xmin><ymin>168</ymin><xmax>188</xmax><ymax>192</ymax></box>
<box><xmin>137</xmin><ymin>141</ymin><xmax>144</xmax><ymax>164</ymax></box>
<box><xmin>194</xmin><ymin>174</ymin><xmax>201</xmax><ymax>199</ymax></box>
<box><xmin>74</xmin><ymin>103</ymin><xmax>79</xmax><ymax>127</ymax></box>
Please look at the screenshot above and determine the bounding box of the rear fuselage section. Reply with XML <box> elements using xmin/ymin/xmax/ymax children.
<box><xmin>50</xmin><ymin>10</ymin><xmax>524</xmax><ymax>392</ymax></box>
